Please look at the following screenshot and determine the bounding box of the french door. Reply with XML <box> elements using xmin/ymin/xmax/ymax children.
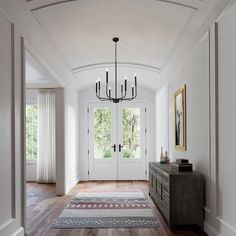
<box><xmin>88</xmin><ymin>102</ymin><xmax>146</xmax><ymax>180</ymax></box>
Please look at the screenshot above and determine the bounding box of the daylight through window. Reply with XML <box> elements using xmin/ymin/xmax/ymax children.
<box><xmin>26</xmin><ymin>105</ymin><xmax>38</xmax><ymax>160</ymax></box>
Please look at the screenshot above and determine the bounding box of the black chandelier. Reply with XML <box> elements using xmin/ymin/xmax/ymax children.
<box><xmin>95</xmin><ymin>37</ymin><xmax>137</xmax><ymax>103</ymax></box>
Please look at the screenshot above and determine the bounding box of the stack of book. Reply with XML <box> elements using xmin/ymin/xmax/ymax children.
<box><xmin>171</xmin><ymin>159</ymin><xmax>192</xmax><ymax>172</ymax></box>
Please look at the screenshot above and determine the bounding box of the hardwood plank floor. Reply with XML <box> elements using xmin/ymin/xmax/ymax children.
<box><xmin>26</xmin><ymin>181</ymin><xmax>207</xmax><ymax>236</ymax></box>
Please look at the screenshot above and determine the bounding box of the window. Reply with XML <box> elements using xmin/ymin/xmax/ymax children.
<box><xmin>26</xmin><ymin>105</ymin><xmax>38</xmax><ymax>160</ymax></box>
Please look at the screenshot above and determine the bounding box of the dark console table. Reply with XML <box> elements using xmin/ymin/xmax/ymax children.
<box><xmin>149</xmin><ymin>162</ymin><xmax>204</xmax><ymax>228</ymax></box>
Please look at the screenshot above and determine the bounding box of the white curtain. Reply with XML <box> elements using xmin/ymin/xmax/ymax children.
<box><xmin>37</xmin><ymin>89</ymin><xmax>56</xmax><ymax>183</ymax></box>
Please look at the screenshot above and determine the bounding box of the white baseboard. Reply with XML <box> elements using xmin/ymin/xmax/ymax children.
<box><xmin>217</xmin><ymin>218</ymin><xmax>236</xmax><ymax>236</ymax></box>
<box><xmin>204</xmin><ymin>219</ymin><xmax>236</xmax><ymax>236</ymax></box>
<box><xmin>65</xmin><ymin>172</ymin><xmax>80</xmax><ymax>194</ymax></box>
<box><xmin>78</xmin><ymin>176</ymin><xmax>88</xmax><ymax>181</ymax></box>
<box><xmin>205</xmin><ymin>221</ymin><xmax>218</xmax><ymax>236</ymax></box>
<box><xmin>12</xmin><ymin>227</ymin><xmax>24</xmax><ymax>236</ymax></box>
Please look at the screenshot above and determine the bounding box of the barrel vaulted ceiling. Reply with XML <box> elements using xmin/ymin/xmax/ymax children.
<box><xmin>14</xmin><ymin>0</ymin><xmax>223</xmax><ymax>89</ymax></box>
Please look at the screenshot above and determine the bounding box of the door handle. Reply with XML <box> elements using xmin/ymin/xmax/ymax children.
<box><xmin>111</xmin><ymin>144</ymin><xmax>116</xmax><ymax>152</ymax></box>
<box><xmin>119</xmin><ymin>144</ymin><xmax>123</xmax><ymax>152</ymax></box>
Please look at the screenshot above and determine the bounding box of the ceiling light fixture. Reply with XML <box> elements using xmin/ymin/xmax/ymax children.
<box><xmin>95</xmin><ymin>37</ymin><xmax>137</xmax><ymax>103</ymax></box>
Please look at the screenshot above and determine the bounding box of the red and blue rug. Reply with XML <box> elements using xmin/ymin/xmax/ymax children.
<box><xmin>52</xmin><ymin>189</ymin><xmax>159</xmax><ymax>229</ymax></box>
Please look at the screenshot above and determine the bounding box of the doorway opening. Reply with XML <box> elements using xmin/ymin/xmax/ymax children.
<box><xmin>25</xmin><ymin>51</ymin><xmax>57</xmax><ymax>235</ymax></box>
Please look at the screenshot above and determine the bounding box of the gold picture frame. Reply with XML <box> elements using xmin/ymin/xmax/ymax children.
<box><xmin>174</xmin><ymin>84</ymin><xmax>186</xmax><ymax>151</ymax></box>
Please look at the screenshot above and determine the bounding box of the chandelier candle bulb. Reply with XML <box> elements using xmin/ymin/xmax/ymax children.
<box><xmin>106</xmin><ymin>69</ymin><xmax>108</xmax><ymax>83</ymax></box>
<box><xmin>98</xmin><ymin>79</ymin><xmax>101</xmax><ymax>90</ymax></box>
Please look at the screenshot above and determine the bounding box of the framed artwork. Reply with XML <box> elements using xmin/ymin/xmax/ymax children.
<box><xmin>174</xmin><ymin>85</ymin><xmax>186</xmax><ymax>151</ymax></box>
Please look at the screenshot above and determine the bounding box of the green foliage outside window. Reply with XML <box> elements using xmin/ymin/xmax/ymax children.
<box><xmin>94</xmin><ymin>108</ymin><xmax>112</xmax><ymax>159</ymax></box>
<box><xmin>26</xmin><ymin>105</ymin><xmax>38</xmax><ymax>160</ymax></box>
<box><xmin>122</xmin><ymin>108</ymin><xmax>140</xmax><ymax>158</ymax></box>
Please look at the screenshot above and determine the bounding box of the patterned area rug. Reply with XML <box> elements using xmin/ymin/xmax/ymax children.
<box><xmin>52</xmin><ymin>189</ymin><xmax>159</xmax><ymax>229</ymax></box>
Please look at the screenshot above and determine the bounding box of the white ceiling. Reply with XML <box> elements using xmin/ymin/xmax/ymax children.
<box><xmin>26</xmin><ymin>50</ymin><xmax>60</xmax><ymax>88</ymax></box>
<box><xmin>26</xmin><ymin>62</ymin><xmax>45</xmax><ymax>82</ymax></box>
<box><xmin>30</xmin><ymin>0</ymin><xmax>199</xmax><ymax>90</ymax></box>
<box><xmin>1</xmin><ymin>0</ymin><xmax>223</xmax><ymax>91</ymax></box>
<box><xmin>33</xmin><ymin>0</ymin><xmax>195</xmax><ymax>70</ymax></box>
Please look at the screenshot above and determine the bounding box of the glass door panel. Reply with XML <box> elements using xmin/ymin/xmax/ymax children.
<box><xmin>93</xmin><ymin>108</ymin><xmax>112</xmax><ymax>159</ymax></box>
<box><xmin>122</xmin><ymin>108</ymin><xmax>141</xmax><ymax>159</ymax></box>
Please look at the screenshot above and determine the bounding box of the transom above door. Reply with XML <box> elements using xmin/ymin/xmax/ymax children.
<box><xmin>88</xmin><ymin>102</ymin><xmax>147</xmax><ymax>180</ymax></box>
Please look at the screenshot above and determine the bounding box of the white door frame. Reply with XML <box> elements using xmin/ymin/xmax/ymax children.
<box><xmin>87</xmin><ymin>99</ymin><xmax>149</xmax><ymax>180</ymax></box>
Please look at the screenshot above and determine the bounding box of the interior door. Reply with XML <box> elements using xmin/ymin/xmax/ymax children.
<box><xmin>88</xmin><ymin>103</ymin><xmax>117</xmax><ymax>180</ymax></box>
<box><xmin>117</xmin><ymin>103</ymin><xmax>146</xmax><ymax>180</ymax></box>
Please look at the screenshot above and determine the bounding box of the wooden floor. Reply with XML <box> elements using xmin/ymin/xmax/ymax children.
<box><xmin>26</xmin><ymin>181</ymin><xmax>207</xmax><ymax>236</ymax></box>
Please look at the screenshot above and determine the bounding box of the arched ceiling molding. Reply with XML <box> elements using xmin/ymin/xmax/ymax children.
<box><xmin>72</xmin><ymin>62</ymin><xmax>161</xmax><ymax>74</ymax></box>
<box><xmin>29</xmin><ymin>0</ymin><xmax>200</xmax><ymax>12</ymax></box>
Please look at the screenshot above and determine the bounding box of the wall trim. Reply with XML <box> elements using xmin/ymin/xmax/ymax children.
<box><xmin>214</xmin><ymin>21</ymin><xmax>220</xmax><ymax>217</ymax></box>
<box><xmin>217</xmin><ymin>217</ymin><xmax>236</xmax><ymax>235</ymax></box>
<box><xmin>204</xmin><ymin>218</ymin><xmax>236</xmax><ymax>236</ymax></box>
<box><xmin>65</xmin><ymin>172</ymin><xmax>79</xmax><ymax>194</ymax></box>
<box><xmin>0</xmin><ymin>219</ymin><xmax>14</xmax><ymax>231</ymax></box>
<box><xmin>11</xmin><ymin>22</ymin><xmax>17</xmax><ymax>219</ymax></box>
<box><xmin>12</xmin><ymin>227</ymin><xmax>24</xmax><ymax>236</ymax></box>
<box><xmin>20</xmin><ymin>36</ymin><xmax>26</xmax><ymax>229</ymax></box>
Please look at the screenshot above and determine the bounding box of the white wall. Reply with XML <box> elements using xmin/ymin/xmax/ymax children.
<box><xmin>155</xmin><ymin>85</ymin><xmax>169</xmax><ymax>160</ymax></box>
<box><xmin>64</xmin><ymin>83</ymin><xmax>80</xmax><ymax>193</ymax></box>
<box><xmin>55</xmin><ymin>88</ymin><xmax>66</xmax><ymax>195</ymax></box>
<box><xmin>216</xmin><ymin>2</ymin><xmax>236</xmax><ymax>235</ymax></box>
<box><xmin>168</xmin><ymin>30</ymin><xmax>211</xmax><ymax>209</ymax></box>
<box><xmin>155</xmin><ymin>1</ymin><xmax>236</xmax><ymax>235</ymax></box>
<box><xmin>79</xmin><ymin>86</ymin><xmax>155</xmax><ymax>180</ymax></box>
<box><xmin>26</xmin><ymin>89</ymin><xmax>37</xmax><ymax>104</ymax></box>
<box><xmin>0</xmin><ymin>11</ymin><xmax>25</xmax><ymax>236</ymax></box>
